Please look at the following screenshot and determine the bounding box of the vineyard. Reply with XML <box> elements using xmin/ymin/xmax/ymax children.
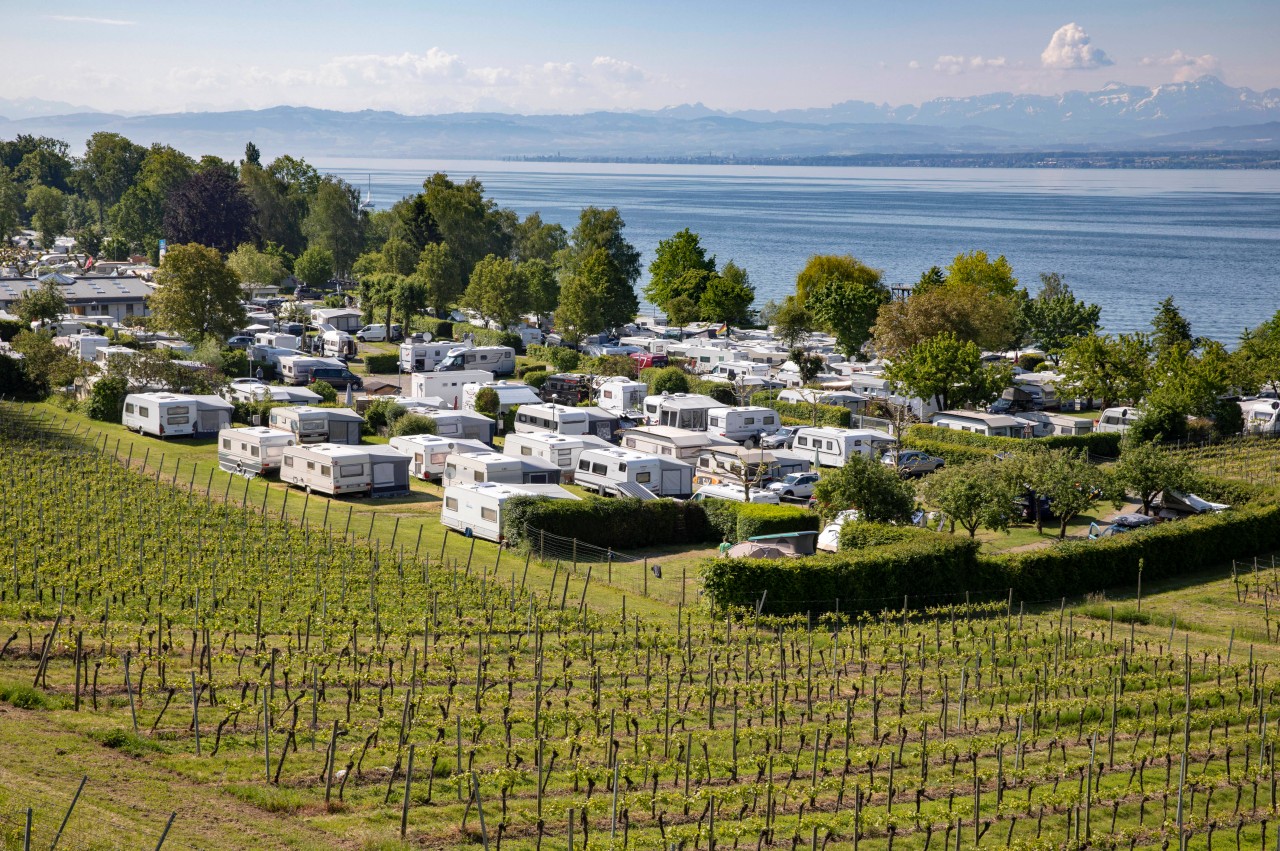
<box><xmin>1</xmin><ymin>401</ymin><xmax>1279</xmax><ymax>850</ymax></box>
<box><xmin>1174</xmin><ymin>435</ymin><xmax>1280</xmax><ymax>488</ymax></box>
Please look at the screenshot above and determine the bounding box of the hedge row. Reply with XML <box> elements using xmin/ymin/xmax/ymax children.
<box><xmin>898</xmin><ymin>437</ymin><xmax>998</xmax><ymax>466</ymax></box>
<box><xmin>750</xmin><ymin>390</ymin><xmax>852</xmax><ymax>428</ymax></box>
<box><xmin>702</xmin><ymin>535</ymin><xmax>982</xmax><ymax>613</ymax></box>
<box><xmin>903</xmin><ymin>424</ymin><xmax>1122</xmax><ymax>458</ymax></box>
<box><xmin>363</xmin><ymin>353</ymin><xmax>399</xmax><ymax>374</ymax></box>
<box><xmin>419</xmin><ymin>318</ymin><xmax>453</xmax><ymax>340</ymax></box>
<box><xmin>703</xmin><ymin>499</ymin><xmax>819</xmax><ymax>543</ymax></box>
<box><xmin>502</xmin><ymin>496</ymin><xmax>713</xmax><ymax>550</ymax></box>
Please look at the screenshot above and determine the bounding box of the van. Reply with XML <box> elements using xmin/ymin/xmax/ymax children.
<box><xmin>217</xmin><ymin>427</ymin><xmax>296</xmax><ymax>475</ymax></box>
<box><xmin>356</xmin><ymin>324</ymin><xmax>402</xmax><ymax>342</ymax></box>
<box><xmin>279</xmin><ymin>444</ymin><xmax>372</xmax><ymax>496</ymax></box>
<box><xmin>309</xmin><ymin>366</ymin><xmax>363</xmax><ymax>391</ymax></box>
<box><xmin>401</xmin><ymin>340</ymin><xmax>470</xmax><ymax>373</ymax></box>
<box><xmin>436</xmin><ymin>346</ymin><xmax>516</xmax><ymax>377</ymax></box>
<box><xmin>279</xmin><ymin>356</ymin><xmax>344</xmax><ymax>386</ymax></box>
<box><xmin>1095</xmin><ymin>407</ymin><xmax>1142</xmax><ymax>434</ymax></box>
<box><xmin>689</xmin><ymin>484</ymin><xmax>781</xmax><ymax>505</ymax></box>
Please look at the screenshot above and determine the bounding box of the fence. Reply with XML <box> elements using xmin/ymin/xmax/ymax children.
<box><xmin>522</xmin><ymin>524</ymin><xmax>702</xmax><ymax>607</ymax></box>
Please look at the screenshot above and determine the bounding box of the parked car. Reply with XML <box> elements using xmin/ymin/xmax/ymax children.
<box><xmin>882</xmin><ymin>450</ymin><xmax>945</xmax><ymax>477</ymax></box>
<box><xmin>767</xmin><ymin>472</ymin><xmax>820</xmax><ymax>499</ymax></box>
<box><xmin>278</xmin><ymin>322</ymin><xmax>306</xmax><ymax>337</ymax></box>
<box><xmin>227</xmin><ymin>335</ymin><xmax>255</xmax><ymax>350</ymax></box>
<box><xmin>760</xmin><ymin>426</ymin><xmax>800</xmax><ymax>450</ymax></box>
<box><xmin>1089</xmin><ymin>513</ymin><xmax>1157</xmax><ymax>539</ymax></box>
<box><xmin>356</xmin><ymin>323</ymin><xmax>404</xmax><ymax>342</ymax></box>
<box><xmin>310</xmin><ymin>366</ymin><xmax>364</xmax><ymax>391</ymax></box>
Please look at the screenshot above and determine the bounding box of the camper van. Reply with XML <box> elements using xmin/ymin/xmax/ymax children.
<box><xmin>267</xmin><ymin>406</ymin><xmax>363</xmax><ymax>445</ymax></box>
<box><xmin>706</xmin><ymin>406</ymin><xmax>781</xmax><ymax>445</ymax></box>
<box><xmin>279</xmin><ymin>356</ymin><xmax>344</xmax><ymax>385</ymax></box>
<box><xmin>1095</xmin><ymin>407</ymin><xmax>1143</xmax><ymax>435</ymax></box>
<box><xmin>321</xmin><ymin>330</ymin><xmax>356</xmax><ymax>359</ymax></box>
<box><xmin>1241</xmin><ymin>399</ymin><xmax>1280</xmax><ymax>435</ymax></box>
<box><xmin>574</xmin><ymin>447</ymin><xmax>694</xmax><ymax>499</ymax></box>
<box><xmin>596</xmin><ymin>377</ymin><xmax>648</xmax><ymax>414</ymax></box>
<box><xmin>436</xmin><ymin>346</ymin><xmax>516</xmax><ymax>377</ymax></box>
<box><xmin>388</xmin><ymin>435</ymin><xmax>491</xmax><ymax>480</ymax></box>
<box><xmin>502</xmin><ymin>431</ymin><xmax>587</xmax><ymax>482</ymax></box>
<box><xmin>442</xmin><ymin>451</ymin><xmax>563</xmax><ymax>488</ymax></box>
<box><xmin>793</xmin><ymin>427</ymin><xmax>896</xmax><ymax>467</ymax></box>
<box><xmin>279</xmin><ymin>444</ymin><xmax>372</xmax><ymax>496</ymax></box>
<box><xmin>217</xmin><ymin>427</ymin><xmax>296</xmax><ymax>475</ymax></box>
<box><xmin>410</xmin><ymin>370</ymin><xmax>494</xmax><ymax>410</ymax></box>
<box><xmin>540</xmin><ymin>373</ymin><xmax>594</xmax><ymax>405</ymax></box>
<box><xmin>642</xmin><ymin>393</ymin><xmax>723</xmax><ymax>430</ymax></box>
<box><xmin>122</xmin><ymin>393</ymin><xmax>197</xmax><ymax>438</ymax></box>
<box><xmin>440</xmin><ymin>482</ymin><xmax>579</xmax><ymax>543</ymax></box>
<box><xmin>461</xmin><ymin>381</ymin><xmax>542</xmax><ymax>415</ymax></box>
<box><xmin>400</xmin><ymin>340</ymin><xmax>469</xmax><ymax>373</ymax></box>
<box><xmin>513</xmin><ymin>403</ymin><xmax>590</xmax><ymax>436</ymax></box>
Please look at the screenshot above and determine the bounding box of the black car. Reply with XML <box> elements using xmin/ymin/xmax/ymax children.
<box><xmin>310</xmin><ymin>367</ymin><xmax>364</xmax><ymax>391</ymax></box>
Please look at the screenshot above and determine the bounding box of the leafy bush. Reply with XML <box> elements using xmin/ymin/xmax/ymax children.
<box><xmin>750</xmin><ymin>390</ymin><xmax>852</xmax><ymax>428</ymax></box>
<box><xmin>473</xmin><ymin>387</ymin><xmax>499</xmax><ymax>417</ymax></box>
<box><xmin>310</xmin><ymin>380</ymin><xmax>338</xmax><ymax>404</ymax></box>
<box><xmin>838</xmin><ymin>522</ymin><xmax>932</xmax><ymax>551</ymax></box>
<box><xmin>897</xmin><ymin>437</ymin><xmax>998</xmax><ymax>466</ymax></box>
<box><xmin>504</xmin><ymin>496</ymin><xmax>713</xmax><ymax>550</ymax></box>
<box><xmin>420</xmin><ymin>317</ymin><xmax>453</xmax><ymax>340</ymax></box>
<box><xmin>585</xmin><ymin>354</ymin><xmax>638</xmax><ymax>379</ymax></box>
<box><xmin>457</xmin><ymin>326</ymin><xmax>522</xmax><ymax>351</ymax></box>
<box><xmin>363</xmin><ymin>353</ymin><xmax>399</xmax><ymax>374</ymax></box>
<box><xmin>363</xmin><ymin>397</ymin><xmax>407</xmax><ymax>434</ymax></box>
<box><xmin>90</xmin><ymin>727</ymin><xmax>166</xmax><ymax>757</ymax></box>
<box><xmin>690</xmin><ymin>380</ymin><xmax>737</xmax><ymax>406</ymax></box>
<box><xmin>524</xmin><ymin>370</ymin><xmax>550</xmax><ymax>389</ymax></box>
<box><xmin>389</xmin><ymin>413</ymin><xmax>437</xmax><ymax>437</ymax></box>
<box><xmin>644</xmin><ymin>366</ymin><xmax>690</xmax><ymax>395</ymax></box>
<box><xmin>0</xmin><ymin>683</ymin><xmax>48</xmax><ymax>709</ymax></box>
<box><xmin>87</xmin><ymin>374</ymin><xmax>129</xmax><ymax>423</ymax></box>
<box><xmin>0</xmin><ymin>319</ymin><xmax>25</xmax><ymax>342</ymax></box>
<box><xmin>232</xmin><ymin>398</ymin><xmax>281</xmax><ymax>426</ymax></box>
<box><xmin>527</xmin><ymin>344</ymin><xmax>581</xmax><ymax>372</ymax></box>
<box><xmin>1017</xmin><ymin>353</ymin><xmax>1047</xmax><ymax>371</ymax></box>
<box><xmin>219</xmin><ymin>348</ymin><xmax>250</xmax><ymax>378</ymax></box>
<box><xmin>902</xmin><ymin>424</ymin><xmax>1122</xmax><ymax>459</ymax></box>
<box><xmin>734</xmin><ymin>503</ymin><xmax>820</xmax><ymax>541</ymax></box>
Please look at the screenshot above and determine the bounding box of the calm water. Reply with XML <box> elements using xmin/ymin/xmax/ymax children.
<box><xmin>319</xmin><ymin>159</ymin><xmax>1280</xmax><ymax>344</ymax></box>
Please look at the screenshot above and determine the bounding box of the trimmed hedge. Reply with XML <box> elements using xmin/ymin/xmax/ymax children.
<box><xmin>701</xmin><ymin>499</ymin><xmax>818</xmax><ymax>543</ymax></box>
<box><xmin>899</xmin><ymin>437</ymin><xmax>998</xmax><ymax>466</ymax></box>
<box><xmin>838</xmin><ymin>522</ymin><xmax>932</xmax><ymax>551</ymax></box>
<box><xmin>702</xmin><ymin>535</ymin><xmax>983</xmax><ymax>613</ymax></box>
<box><xmin>751</xmin><ymin>390</ymin><xmax>852</xmax><ymax>428</ymax></box>
<box><xmin>420</xmin><ymin>318</ymin><xmax>453</xmax><ymax>340</ymax></box>
<box><xmin>903</xmin><ymin>424</ymin><xmax>1123</xmax><ymax>459</ymax></box>
<box><xmin>363</xmin><ymin>353</ymin><xmax>399</xmax><ymax>374</ymax></box>
<box><xmin>503</xmin><ymin>496</ymin><xmax>712</xmax><ymax>550</ymax></box>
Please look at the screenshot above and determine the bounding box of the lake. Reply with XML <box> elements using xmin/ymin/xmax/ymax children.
<box><xmin>317</xmin><ymin>159</ymin><xmax>1280</xmax><ymax>344</ymax></box>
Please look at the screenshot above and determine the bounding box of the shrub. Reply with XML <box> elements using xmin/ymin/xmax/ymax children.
<box><xmin>232</xmin><ymin>399</ymin><xmax>281</xmax><ymax>426</ymax></box>
<box><xmin>504</xmin><ymin>496</ymin><xmax>713</xmax><ymax>550</ymax></box>
<box><xmin>0</xmin><ymin>683</ymin><xmax>48</xmax><ymax>709</ymax></box>
<box><xmin>585</xmin><ymin>354</ymin><xmax>638</xmax><ymax>379</ymax></box>
<box><xmin>899</xmin><ymin>437</ymin><xmax>998</xmax><ymax>466</ymax></box>
<box><xmin>733</xmin><ymin>503</ymin><xmax>820</xmax><ymax>541</ymax></box>
<box><xmin>528</xmin><ymin>344</ymin><xmax>581</xmax><ymax>372</ymax></box>
<box><xmin>90</xmin><ymin>727</ymin><xmax>166</xmax><ymax>757</ymax></box>
<box><xmin>0</xmin><ymin>319</ymin><xmax>25</xmax><ymax>342</ymax></box>
<box><xmin>902</xmin><ymin>424</ymin><xmax>1123</xmax><ymax>460</ymax></box>
<box><xmin>517</xmin><ymin>361</ymin><xmax>548</xmax><ymax>378</ymax></box>
<box><xmin>645</xmin><ymin>366</ymin><xmax>690</xmax><ymax>395</ymax></box>
<box><xmin>838</xmin><ymin>522</ymin><xmax>931</xmax><ymax>551</ymax></box>
<box><xmin>457</xmin><ymin>327</ymin><xmax>523</xmax><ymax>351</ymax></box>
<box><xmin>750</xmin><ymin>390</ymin><xmax>852</xmax><ymax>428</ymax></box>
<box><xmin>1017</xmin><ymin>353</ymin><xmax>1046</xmax><ymax>372</ymax></box>
<box><xmin>219</xmin><ymin>349</ymin><xmax>249</xmax><ymax>378</ymax></box>
<box><xmin>524</xmin><ymin>370</ymin><xmax>550</xmax><ymax>389</ymax></box>
<box><xmin>364</xmin><ymin>397</ymin><xmax>407</xmax><ymax>434</ymax></box>
<box><xmin>364</xmin><ymin>353</ymin><xmax>399</xmax><ymax>374</ymax></box>
<box><xmin>87</xmin><ymin>374</ymin><xmax>129</xmax><ymax>423</ymax></box>
<box><xmin>311</xmin><ymin>380</ymin><xmax>338</xmax><ymax>404</ymax></box>
<box><xmin>389</xmin><ymin>413</ymin><xmax>437</xmax><ymax>437</ymax></box>
<box><xmin>420</xmin><ymin>317</ymin><xmax>453</xmax><ymax>340</ymax></box>
<box><xmin>690</xmin><ymin>380</ymin><xmax>737</xmax><ymax>406</ymax></box>
<box><xmin>473</xmin><ymin>387</ymin><xmax>499</xmax><ymax>417</ymax></box>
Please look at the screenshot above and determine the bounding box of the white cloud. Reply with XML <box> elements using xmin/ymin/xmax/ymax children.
<box><xmin>933</xmin><ymin>55</ymin><xmax>1007</xmax><ymax>75</ymax></box>
<box><xmin>592</xmin><ymin>56</ymin><xmax>648</xmax><ymax>84</ymax></box>
<box><xmin>1041</xmin><ymin>23</ymin><xmax>1112</xmax><ymax>70</ymax></box>
<box><xmin>46</xmin><ymin>14</ymin><xmax>135</xmax><ymax>26</ymax></box>
<box><xmin>907</xmin><ymin>60</ymin><xmax>921</xmax><ymax>71</ymax></box>
<box><xmin>1142</xmin><ymin>50</ymin><xmax>1221</xmax><ymax>83</ymax></box>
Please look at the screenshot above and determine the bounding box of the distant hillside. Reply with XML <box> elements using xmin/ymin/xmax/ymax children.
<box><xmin>2</xmin><ymin>76</ymin><xmax>1278</xmax><ymax>162</ymax></box>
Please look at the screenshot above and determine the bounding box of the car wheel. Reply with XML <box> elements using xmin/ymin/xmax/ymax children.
<box><xmin>783</xmin><ymin>490</ymin><xmax>794</xmax><ymax>498</ymax></box>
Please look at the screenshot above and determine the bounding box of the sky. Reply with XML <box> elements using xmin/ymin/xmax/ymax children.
<box><xmin>8</xmin><ymin>1</ymin><xmax>1279</xmax><ymax>115</ymax></box>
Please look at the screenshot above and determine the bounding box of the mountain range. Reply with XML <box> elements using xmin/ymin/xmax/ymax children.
<box><xmin>1</xmin><ymin>77</ymin><xmax>1277</xmax><ymax>160</ymax></box>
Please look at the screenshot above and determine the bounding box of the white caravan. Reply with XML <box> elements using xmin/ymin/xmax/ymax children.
<box><xmin>279</xmin><ymin>444</ymin><xmax>372</xmax><ymax>496</ymax></box>
<box><xmin>1095</xmin><ymin>407</ymin><xmax>1143</xmax><ymax>435</ymax></box>
<box><xmin>513</xmin><ymin>403</ymin><xmax>590</xmax><ymax>435</ymax></box>
<box><xmin>574</xmin><ymin>447</ymin><xmax>695</xmax><ymax>499</ymax></box>
<box><xmin>217</xmin><ymin>427</ymin><xmax>296</xmax><ymax>475</ymax></box>
<box><xmin>1241</xmin><ymin>399</ymin><xmax>1280</xmax><ymax>435</ymax></box>
<box><xmin>793</xmin><ymin>427</ymin><xmax>896</xmax><ymax>467</ymax></box>
<box><xmin>388</xmin><ymin>434</ymin><xmax>490</xmax><ymax>480</ymax></box>
<box><xmin>267</xmin><ymin>406</ymin><xmax>363</xmax><ymax>445</ymax></box>
<box><xmin>503</xmin><ymin>431</ymin><xmax>587</xmax><ymax>482</ymax></box>
<box><xmin>930</xmin><ymin>411</ymin><xmax>1030</xmax><ymax>438</ymax></box>
<box><xmin>642</xmin><ymin>393</ymin><xmax>724</xmax><ymax>430</ymax></box>
<box><xmin>400</xmin><ymin>340</ymin><xmax>469</xmax><ymax>372</ymax></box>
<box><xmin>689</xmin><ymin>484</ymin><xmax>781</xmax><ymax>505</ymax></box>
<box><xmin>620</xmin><ymin>426</ymin><xmax>732</xmax><ymax>461</ymax></box>
<box><xmin>706</xmin><ymin>406</ymin><xmax>781</xmax><ymax>445</ymax></box>
<box><xmin>122</xmin><ymin>393</ymin><xmax>197</xmax><ymax>438</ymax></box>
<box><xmin>254</xmin><ymin>331</ymin><xmax>303</xmax><ymax>351</ymax></box>
<box><xmin>410</xmin><ymin>370</ymin><xmax>494</xmax><ymax>410</ymax></box>
<box><xmin>461</xmin><ymin>381</ymin><xmax>542</xmax><ymax>414</ymax></box>
<box><xmin>442</xmin><ymin>451</ymin><xmax>561</xmax><ymax>488</ymax></box>
<box><xmin>441</xmin><ymin>482</ymin><xmax>579</xmax><ymax>543</ymax></box>
<box><xmin>424</xmin><ymin>409</ymin><xmax>496</xmax><ymax>443</ymax></box>
<box><xmin>596</xmin><ymin>377</ymin><xmax>648</xmax><ymax>414</ymax></box>
<box><xmin>436</xmin><ymin>346</ymin><xmax>516</xmax><ymax>377</ymax></box>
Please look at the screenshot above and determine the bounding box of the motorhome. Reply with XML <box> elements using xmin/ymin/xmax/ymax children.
<box><xmin>694</xmin><ymin>446</ymin><xmax>809</xmax><ymax>488</ymax></box>
<box><xmin>279</xmin><ymin>443</ymin><xmax>372</xmax><ymax>496</ymax></box>
<box><xmin>689</xmin><ymin>484</ymin><xmax>781</xmax><ymax>505</ymax></box>
<box><xmin>320</xmin><ymin>329</ymin><xmax>356</xmax><ymax>359</ymax></box>
<box><xmin>642</xmin><ymin>393</ymin><xmax>723</xmax><ymax>430</ymax></box>
<box><xmin>267</xmin><ymin>406</ymin><xmax>363</xmax><ymax>445</ymax></box>
<box><xmin>441</xmin><ymin>482</ymin><xmax>579</xmax><ymax>543</ymax></box>
<box><xmin>278</xmin><ymin>356</ymin><xmax>344</xmax><ymax>385</ymax></box>
<box><xmin>930</xmin><ymin>411</ymin><xmax>1031</xmax><ymax>438</ymax></box>
<box><xmin>217</xmin><ymin>427</ymin><xmax>296</xmax><ymax>475</ymax></box>
<box><xmin>388</xmin><ymin>434</ymin><xmax>490</xmax><ymax>480</ymax></box>
<box><xmin>1241</xmin><ymin>398</ymin><xmax>1280</xmax><ymax>435</ymax></box>
<box><xmin>436</xmin><ymin>346</ymin><xmax>516</xmax><ymax>377</ymax></box>
<box><xmin>442</xmin><ymin>451</ymin><xmax>563</xmax><ymax>488</ymax></box>
<box><xmin>540</xmin><ymin>373</ymin><xmax>594</xmax><ymax>405</ymax></box>
<box><xmin>122</xmin><ymin>393</ymin><xmax>198</xmax><ymax>438</ymax></box>
<box><xmin>793</xmin><ymin>427</ymin><xmax>897</xmax><ymax>467</ymax></box>
<box><xmin>410</xmin><ymin>370</ymin><xmax>494</xmax><ymax>409</ymax></box>
<box><xmin>502</xmin><ymin>431</ymin><xmax>587</xmax><ymax>482</ymax></box>
<box><xmin>1095</xmin><ymin>407</ymin><xmax>1143</xmax><ymax>435</ymax></box>
<box><xmin>573</xmin><ymin>447</ymin><xmax>694</xmax><ymax>499</ymax></box>
<box><xmin>706</xmin><ymin>406</ymin><xmax>781</xmax><ymax>445</ymax></box>
<box><xmin>514</xmin><ymin>403</ymin><xmax>590</xmax><ymax>435</ymax></box>
<box><xmin>621</xmin><ymin>425</ymin><xmax>731</xmax><ymax>461</ymax></box>
<box><xmin>596</xmin><ymin>377</ymin><xmax>648</xmax><ymax>414</ymax></box>
<box><xmin>462</xmin><ymin>381</ymin><xmax>542</xmax><ymax>415</ymax></box>
<box><xmin>400</xmin><ymin>340</ymin><xmax>470</xmax><ymax>373</ymax></box>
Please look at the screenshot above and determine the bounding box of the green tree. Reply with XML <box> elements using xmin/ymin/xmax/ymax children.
<box><xmin>163</xmin><ymin>169</ymin><xmax>258</xmax><ymax>253</ymax></box>
<box><xmin>388</xmin><ymin>194</ymin><xmax>440</xmax><ymax>252</ymax></box>
<box><xmin>10</xmin><ymin>330</ymin><xmax>83</xmax><ymax>395</ymax></box>
<box><xmin>14</xmin><ymin>279</ymin><xmax>67</xmax><ymax>326</ymax></box>
<box><xmin>521</xmin><ymin>259</ymin><xmax>559</xmax><ymax>319</ymax></box>
<box><xmin>645</xmin><ymin>228</ymin><xmax>716</xmax><ymax>308</ymax></box>
<box><xmin>554</xmin><ymin>248</ymin><xmax>617</xmax><ymax>344</ymax></box>
<box><xmin>886</xmin><ymin>332</ymin><xmax>1011</xmax><ymax>412</ymax></box>
<box><xmin>559</xmin><ymin>207</ymin><xmax>641</xmax><ymax>328</ymax></box>
<box><xmin>415</xmin><ymin>242</ymin><xmax>464</xmax><ymax>316</ymax></box>
<box><xmin>310</xmin><ymin>380</ymin><xmax>338</xmax><ymax>404</ymax></box>
<box><xmin>1023</xmin><ymin>273</ymin><xmax>1101</xmax><ymax>363</ymax></box>
<box><xmin>945</xmin><ymin>250</ymin><xmax>1020</xmax><ymax>298</ymax></box>
<box><xmin>389</xmin><ymin>413</ymin><xmax>438</xmax><ymax>437</ymax></box>
<box><xmin>473</xmin><ymin>386</ymin><xmax>500</xmax><ymax>418</ymax></box>
<box><xmin>463</xmin><ymin>255</ymin><xmax>529</xmax><ymax>328</ymax></box>
<box><xmin>873</xmin><ymin>282</ymin><xmax>1023</xmax><ymax>357</ymax></box>
<box><xmin>422</xmin><ymin>173</ymin><xmax>509</xmax><ymax>281</ymax></box>
<box><xmin>1113</xmin><ymin>439</ymin><xmax>1195</xmax><ymax>516</ymax></box>
<box><xmin>795</xmin><ymin>255</ymin><xmax>881</xmax><ymax>304</ymax></box>
<box><xmin>1016</xmin><ymin>448</ymin><xmax>1116</xmax><ymax>539</ymax></box>
<box><xmin>0</xmin><ymin>167</ymin><xmax>23</xmax><ymax>241</ymax></box>
<box><xmin>392</xmin><ymin>275</ymin><xmax>429</xmax><ymax>332</ymax></box>
<box><xmin>226</xmin><ymin>243</ymin><xmax>287</xmax><ymax>287</ymax></box>
<box><xmin>647</xmin><ymin>366</ymin><xmax>690</xmax><ymax>395</ymax></box>
<box><xmin>1235</xmin><ymin>310</ymin><xmax>1280</xmax><ymax>397</ymax></box>
<box><xmin>664</xmin><ymin>294</ymin><xmax>701</xmax><ymax>329</ymax></box>
<box><xmin>919</xmin><ymin>460</ymin><xmax>1020</xmax><ymax>538</ymax></box>
<box><xmin>239</xmin><ymin>162</ymin><xmax>306</xmax><ymax>256</ymax></box>
<box><xmin>513</xmin><ymin>212</ymin><xmax>567</xmax><ymax>263</ymax></box>
<box><xmin>789</xmin><ymin>347</ymin><xmax>825</xmax><ymax>385</ymax></box>
<box><xmin>770</xmin><ymin>297</ymin><xmax>814</xmax><ymax>349</ymax></box>
<box><xmin>25</xmin><ymin>185</ymin><xmax>67</xmax><ymax>249</ymax></box>
<box><xmin>811</xmin><ymin>454</ymin><xmax>915</xmax><ymax>524</ymax></box>
<box><xmin>294</xmin><ymin>246</ymin><xmax>334</xmax><ymax>289</ymax></box>
<box><xmin>87</xmin><ymin>373</ymin><xmax>129</xmax><ymax>423</ymax></box>
<box><xmin>1151</xmin><ymin>296</ymin><xmax>1194</xmax><ymax>353</ymax></box>
<box><xmin>914</xmin><ymin>266</ymin><xmax>946</xmax><ymax>295</ymax></box>
<box><xmin>379</xmin><ymin>236</ymin><xmax>419</xmax><ymax>276</ymax></box>
<box><xmin>699</xmin><ymin>261</ymin><xmax>755</xmax><ymax>328</ymax></box>
<box><xmin>78</xmin><ymin>132</ymin><xmax>147</xmax><ymax>222</ymax></box>
<box><xmin>807</xmin><ymin>272</ymin><xmax>890</xmax><ymax>357</ymax></box>
<box><xmin>150</xmin><ymin>243</ymin><xmax>247</xmax><ymax>340</ymax></box>
<box><xmin>1058</xmin><ymin>333</ymin><xmax>1152</xmax><ymax>409</ymax></box>
<box><xmin>303</xmin><ymin>176</ymin><xmax>365</xmax><ymax>274</ymax></box>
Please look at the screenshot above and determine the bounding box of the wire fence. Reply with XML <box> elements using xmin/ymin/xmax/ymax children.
<box><xmin>522</xmin><ymin>524</ymin><xmax>702</xmax><ymax>607</ymax></box>
<box><xmin>0</xmin><ymin>797</ymin><xmax>190</xmax><ymax>851</ymax></box>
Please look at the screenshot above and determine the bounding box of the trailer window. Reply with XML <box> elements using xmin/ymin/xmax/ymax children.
<box><xmin>222</xmin><ymin>438</ymin><xmax>231</xmax><ymax>449</ymax></box>
<box><xmin>250</xmin><ymin>446</ymin><xmax>260</xmax><ymax>457</ymax></box>
<box><xmin>169</xmin><ymin>406</ymin><xmax>190</xmax><ymax>416</ymax></box>
<box><xmin>445</xmin><ymin>497</ymin><xmax>458</xmax><ymax>510</ymax></box>
<box><xmin>125</xmin><ymin>403</ymin><xmax>135</xmax><ymax>414</ymax></box>
<box><xmin>307</xmin><ymin>461</ymin><xmax>316</xmax><ymax>471</ymax></box>
<box><xmin>339</xmin><ymin>464</ymin><xmax>363</xmax><ymax>478</ymax></box>
<box><xmin>591</xmin><ymin>463</ymin><xmax>607</xmax><ymax>475</ymax></box>
<box><xmin>446</xmin><ymin>463</ymin><xmax>457</xmax><ymax>479</ymax></box>
<box><xmin>168</xmin><ymin>416</ymin><xmax>189</xmax><ymax>425</ymax></box>
<box><xmin>624</xmin><ymin>438</ymin><xmax>636</xmax><ymax>448</ymax></box>
<box><xmin>636</xmin><ymin>472</ymin><xmax>652</xmax><ymax>484</ymax></box>
<box><xmin>283</xmin><ymin>455</ymin><xmax>293</xmax><ymax>467</ymax></box>
<box><xmin>474</xmin><ymin>471</ymin><xmax>484</xmax><ymax>482</ymax></box>
<box><xmin>764</xmin><ymin>416</ymin><xmax>775</xmax><ymax>425</ymax></box>
<box><xmin>521</xmin><ymin>446</ymin><xmax>532</xmax><ymax>456</ymax></box>
<box><xmin>744</xmin><ymin>417</ymin><xmax>755</xmax><ymax>425</ymax></box>
<box><xmin>578</xmin><ymin>459</ymin><xmax>589</xmax><ymax>471</ymax></box>
<box><xmin>481</xmin><ymin>507</ymin><xmax>497</xmax><ymax>521</ymax></box>
<box><xmin>321</xmin><ymin>465</ymin><xmax>332</xmax><ymax>477</ymax></box>
<box><xmin>138</xmin><ymin>406</ymin><xmax>149</xmax><ymax>417</ymax></box>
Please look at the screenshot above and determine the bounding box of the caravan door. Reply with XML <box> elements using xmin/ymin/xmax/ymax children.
<box><xmin>593</xmin><ymin>421</ymin><xmax>613</xmax><ymax>440</ymax></box>
<box><xmin>661</xmin><ymin>469</ymin><xmax>682</xmax><ymax>495</ymax></box>
<box><xmin>197</xmin><ymin>409</ymin><xmax>223</xmax><ymax>434</ymax></box>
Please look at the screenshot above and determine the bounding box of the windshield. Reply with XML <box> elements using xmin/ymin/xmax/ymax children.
<box><xmin>440</xmin><ymin>354</ymin><xmax>463</xmax><ymax>368</ymax></box>
<box><xmin>782</xmin><ymin>474</ymin><xmax>802</xmax><ymax>484</ymax></box>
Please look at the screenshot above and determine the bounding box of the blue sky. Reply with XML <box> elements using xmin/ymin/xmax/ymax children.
<box><xmin>12</xmin><ymin>1</ymin><xmax>1278</xmax><ymax>114</ymax></box>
